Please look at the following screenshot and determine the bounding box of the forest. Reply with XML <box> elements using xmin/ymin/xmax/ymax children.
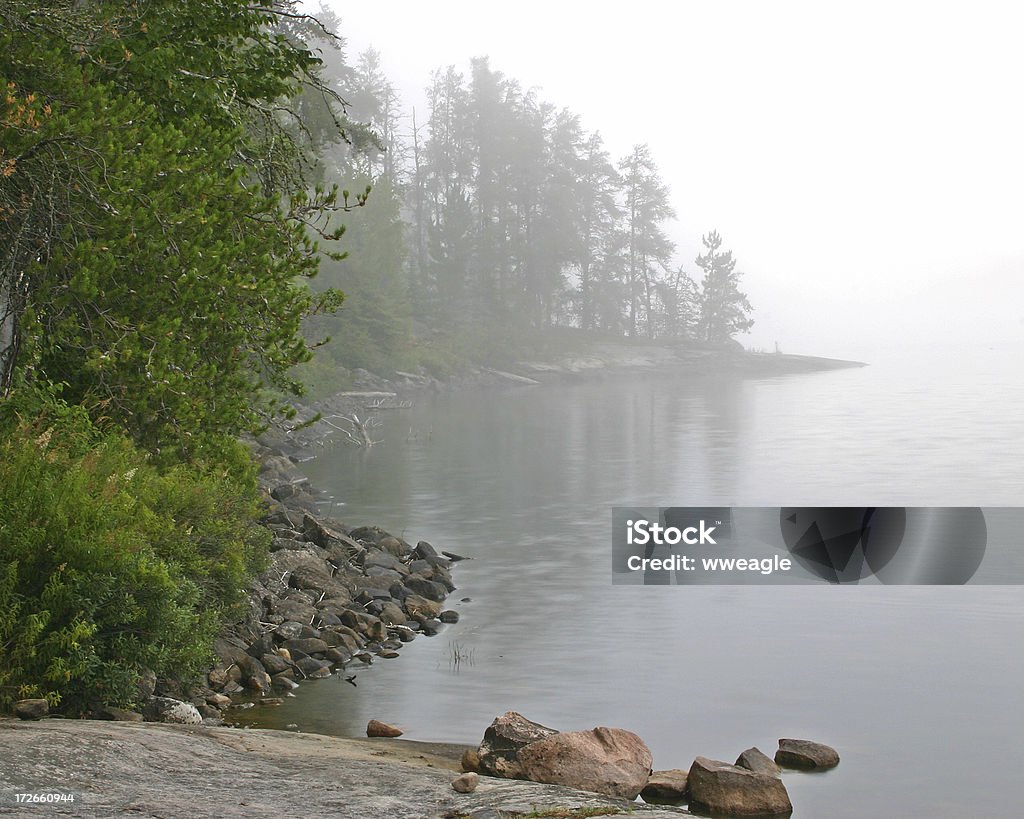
<box><xmin>0</xmin><ymin>0</ymin><xmax>752</xmax><ymax>712</ymax></box>
<box><xmin>298</xmin><ymin>8</ymin><xmax>755</xmax><ymax>391</ymax></box>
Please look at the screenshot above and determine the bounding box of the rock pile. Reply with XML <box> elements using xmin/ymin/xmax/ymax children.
<box><xmin>469</xmin><ymin>712</ymin><xmax>840</xmax><ymax>818</ymax></box>
<box><xmin>98</xmin><ymin>448</ymin><xmax>459</xmax><ymax>727</ymax></box>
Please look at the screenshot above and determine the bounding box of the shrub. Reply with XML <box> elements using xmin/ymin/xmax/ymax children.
<box><xmin>0</xmin><ymin>390</ymin><xmax>269</xmax><ymax>713</ymax></box>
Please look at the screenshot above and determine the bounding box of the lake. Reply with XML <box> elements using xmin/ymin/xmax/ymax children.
<box><xmin>239</xmin><ymin>346</ymin><xmax>1024</xmax><ymax>818</ymax></box>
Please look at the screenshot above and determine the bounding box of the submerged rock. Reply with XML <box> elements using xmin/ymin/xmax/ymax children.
<box><xmin>775</xmin><ymin>738</ymin><xmax>840</xmax><ymax>770</ymax></box>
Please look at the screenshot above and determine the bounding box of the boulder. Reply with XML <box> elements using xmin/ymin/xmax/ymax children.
<box><xmin>143</xmin><ymin>697</ymin><xmax>203</xmax><ymax>725</ymax></box>
<box><xmin>641</xmin><ymin>769</ymin><xmax>689</xmax><ymax>803</ymax></box>
<box><xmin>366</xmin><ymin>719</ymin><xmax>403</xmax><ymax>738</ymax></box>
<box><xmin>260</xmin><ymin>653</ymin><xmax>292</xmax><ymax>675</ymax></box>
<box><xmin>515</xmin><ymin>726</ymin><xmax>653</xmax><ymax>800</ymax></box>
<box><xmin>377</xmin><ymin>536</ymin><xmax>407</xmax><ymax>557</ymax></box>
<box><xmin>413</xmin><ymin>540</ymin><xmax>438</xmax><ymax>559</ymax></box>
<box><xmin>477</xmin><ymin>711</ymin><xmax>560</xmax><ymax>779</ymax></box>
<box><xmin>14</xmin><ymin>699</ymin><xmax>49</xmax><ymax>720</ymax></box>
<box><xmin>378</xmin><ymin>601</ymin><xmax>408</xmax><ymax>626</ymax></box>
<box><xmin>274</xmin><ymin>620</ymin><xmax>305</xmax><ymax>641</ymax></box>
<box><xmin>403</xmin><ymin>594</ymin><xmax>442</xmax><ymax>621</ymax></box>
<box><xmin>439</xmin><ymin>610</ymin><xmax>460</xmax><ymax>623</ymax></box>
<box><xmin>282</xmin><ymin>637</ymin><xmax>330</xmax><ymax>657</ymax></box>
<box><xmin>687</xmin><ymin>756</ymin><xmax>792</xmax><ymax>816</ymax></box>
<box><xmin>736</xmin><ymin>747</ymin><xmax>781</xmax><ymax>777</ymax></box>
<box><xmin>775</xmin><ymin>738</ymin><xmax>840</xmax><ymax>771</ymax></box>
<box><xmin>295</xmin><ymin>656</ymin><xmax>332</xmax><ymax>676</ymax></box>
<box><xmin>404</xmin><ymin>576</ymin><xmax>448</xmax><ymax>602</ymax></box>
<box><xmin>451</xmin><ymin>772</ymin><xmax>479</xmax><ymax>794</ymax></box>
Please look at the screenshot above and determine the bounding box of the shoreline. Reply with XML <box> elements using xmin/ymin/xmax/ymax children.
<box><xmin>0</xmin><ymin>718</ymin><xmax>691</xmax><ymax>817</ymax></box>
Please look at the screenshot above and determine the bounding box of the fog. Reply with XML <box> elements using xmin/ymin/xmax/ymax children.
<box><xmin>314</xmin><ymin>0</ymin><xmax>1024</xmax><ymax>360</ymax></box>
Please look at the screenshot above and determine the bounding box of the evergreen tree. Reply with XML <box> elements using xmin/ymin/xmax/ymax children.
<box><xmin>695</xmin><ymin>230</ymin><xmax>754</xmax><ymax>343</ymax></box>
<box><xmin>0</xmin><ymin>0</ymin><xmax>357</xmax><ymax>456</ymax></box>
<box><xmin>619</xmin><ymin>145</ymin><xmax>676</xmax><ymax>337</ymax></box>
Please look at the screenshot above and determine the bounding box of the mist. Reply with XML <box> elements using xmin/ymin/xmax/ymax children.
<box><xmin>316</xmin><ymin>0</ymin><xmax>1024</xmax><ymax>360</ymax></box>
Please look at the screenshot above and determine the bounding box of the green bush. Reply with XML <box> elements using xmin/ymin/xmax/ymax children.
<box><xmin>0</xmin><ymin>390</ymin><xmax>269</xmax><ymax>714</ymax></box>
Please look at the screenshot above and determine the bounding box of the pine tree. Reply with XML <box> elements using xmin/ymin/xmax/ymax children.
<box><xmin>695</xmin><ymin>230</ymin><xmax>754</xmax><ymax>343</ymax></box>
<box><xmin>619</xmin><ymin>145</ymin><xmax>676</xmax><ymax>337</ymax></box>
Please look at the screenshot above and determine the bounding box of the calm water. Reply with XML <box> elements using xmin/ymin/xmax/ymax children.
<box><xmin>242</xmin><ymin>347</ymin><xmax>1024</xmax><ymax>818</ymax></box>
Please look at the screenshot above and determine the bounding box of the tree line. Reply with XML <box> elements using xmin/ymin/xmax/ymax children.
<box><xmin>300</xmin><ymin>19</ymin><xmax>754</xmax><ymax>383</ymax></box>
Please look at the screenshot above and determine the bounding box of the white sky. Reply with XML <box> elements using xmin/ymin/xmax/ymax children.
<box><xmin>313</xmin><ymin>1</ymin><xmax>1024</xmax><ymax>359</ymax></box>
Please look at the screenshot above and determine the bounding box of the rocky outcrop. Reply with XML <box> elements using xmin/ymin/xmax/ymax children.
<box><xmin>186</xmin><ymin>449</ymin><xmax>462</xmax><ymax>727</ymax></box>
<box><xmin>477</xmin><ymin>711</ymin><xmax>559</xmax><ymax>779</ymax></box>
<box><xmin>1</xmin><ymin>720</ymin><xmax>694</xmax><ymax>819</ymax></box>
<box><xmin>515</xmin><ymin>726</ymin><xmax>653</xmax><ymax>800</ymax></box>
<box><xmin>775</xmin><ymin>738</ymin><xmax>840</xmax><ymax>770</ymax></box>
<box><xmin>687</xmin><ymin>756</ymin><xmax>792</xmax><ymax>816</ymax></box>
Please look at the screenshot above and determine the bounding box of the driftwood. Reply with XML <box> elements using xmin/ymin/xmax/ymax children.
<box><xmin>323</xmin><ymin>412</ymin><xmax>381</xmax><ymax>447</ymax></box>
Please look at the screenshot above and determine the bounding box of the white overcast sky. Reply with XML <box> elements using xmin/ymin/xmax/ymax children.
<box><xmin>311</xmin><ymin>1</ymin><xmax>1024</xmax><ymax>359</ymax></box>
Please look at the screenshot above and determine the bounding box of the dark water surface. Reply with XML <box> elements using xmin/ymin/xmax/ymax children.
<box><xmin>241</xmin><ymin>348</ymin><xmax>1024</xmax><ymax>818</ymax></box>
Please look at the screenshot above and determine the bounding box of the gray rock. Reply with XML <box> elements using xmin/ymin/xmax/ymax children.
<box><xmin>274</xmin><ymin>620</ymin><xmax>305</xmax><ymax>641</ymax></box>
<box><xmin>271</xmin><ymin>537</ymin><xmax>308</xmax><ymax>552</ymax></box>
<box><xmin>736</xmin><ymin>747</ymin><xmax>780</xmax><ymax>777</ymax></box>
<box><xmin>271</xmin><ymin>673</ymin><xmax>299</xmax><ymax>691</ymax></box>
<box><xmin>775</xmin><ymin>738</ymin><xmax>840</xmax><ymax>771</ymax></box>
<box><xmin>413</xmin><ymin>540</ymin><xmax>438</xmax><ymax>559</ymax></box>
<box><xmin>477</xmin><ymin>711</ymin><xmax>560</xmax><ymax>779</ymax></box>
<box><xmin>14</xmin><ymin>699</ymin><xmax>49</xmax><ymax>720</ymax></box>
<box><xmin>404</xmin><ymin>576</ymin><xmax>448</xmax><ymax>602</ymax></box>
<box><xmin>420</xmin><ymin>619</ymin><xmax>443</xmax><ymax>636</ymax></box>
<box><xmin>260</xmin><ymin>653</ymin><xmax>292</xmax><ymax>675</ymax></box>
<box><xmin>283</xmin><ymin>637</ymin><xmax>330</xmax><ymax>656</ymax></box>
<box><xmin>295</xmin><ymin>656</ymin><xmax>332</xmax><ymax>676</ymax></box>
<box><xmin>439</xmin><ymin>610</ymin><xmax>460</xmax><ymax>623</ymax></box>
<box><xmin>143</xmin><ymin>697</ymin><xmax>203</xmax><ymax>725</ymax></box>
<box><xmin>379</xmin><ymin>601</ymin><xmax>408</xmax><ymax>626</ymax></box>
<box><xmin>687</xmin><ymin>756</ymin><xmax>792</xmax><ymax>816</ymax></box>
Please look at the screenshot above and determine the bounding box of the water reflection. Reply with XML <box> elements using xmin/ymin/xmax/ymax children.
<box><xmin>253</xmin><ymin>352</ymin><xmax>1024</xmax><ymax>819</ymax></box>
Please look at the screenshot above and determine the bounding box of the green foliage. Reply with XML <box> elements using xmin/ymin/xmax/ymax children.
<box><xmin>0</xmin><ymin>388</ymin><xmax>269</xmax><ymax>714</ymax></box>
<box><xmin>1</xmin><ymin>0</ymin><xmax>352</xmax><ymax>456</ymax></box>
